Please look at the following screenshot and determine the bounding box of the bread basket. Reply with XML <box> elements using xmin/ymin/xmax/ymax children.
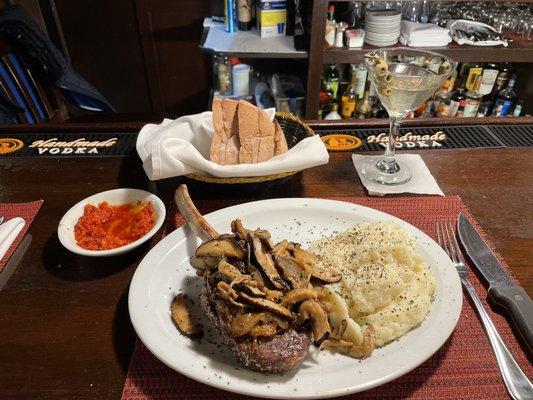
<box><xmin>184</xmin><ymin>112</ymin><xmax>315</xmax><ymax>190</ymax></box>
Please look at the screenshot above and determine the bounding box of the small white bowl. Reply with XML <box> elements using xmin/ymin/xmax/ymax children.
<box><xmin>58</xmin><ymin>188</ymin><xmax>166</xmax><ymax>257</ymax></box>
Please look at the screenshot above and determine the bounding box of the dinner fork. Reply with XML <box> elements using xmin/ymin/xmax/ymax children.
<box><xmin>0</xmin><ymin>215</ymin><xmax>4</xmax><ymax>225</ymax></box>
<box><xmin>436</xmin><ymin>222</ymin><xmax>533</xmax><ymax>400</ymax></box>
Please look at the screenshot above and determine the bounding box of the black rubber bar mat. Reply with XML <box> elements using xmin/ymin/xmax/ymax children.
<box><xmin>0</xmin><ymin>125</ymin><xmax>531</xmax><ymax>158</ymax></box>
<box><xmin>317</xmin><ymin>124</ymin><xmax>533</xmax><ymax>152</ymax></box>
<box><xmin>486</xmin><ymin>125</ymin><xmax>533</xmax><ymax>148</ymax></box>
<box><xmin>0</xmin><ymin>132</ymin><xmax>137</xmax><ymax>157</ymax></box>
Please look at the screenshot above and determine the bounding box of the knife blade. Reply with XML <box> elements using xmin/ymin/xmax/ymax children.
<box><xmin>458</xmin><ymin>213</ymin><xmax>533</xmax><ymax>356</ymax></box>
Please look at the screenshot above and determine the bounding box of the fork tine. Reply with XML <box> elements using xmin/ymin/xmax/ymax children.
<box><xmin>443</xmin><ymin>222</ymin><xmax>457</xmax><ymax>263</ymax></box>
<box><xmin>436</xmin><ymin>222</ymin><xmax>443</xmax><ymax>248</ymax></box>
<box><xmin>447</xmin><ymin>220</ymin><xmax>466</xmax><ymax>264</ymax></box>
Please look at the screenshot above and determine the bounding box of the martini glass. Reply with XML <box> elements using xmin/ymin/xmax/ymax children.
<box><xmin>362</xmin><ymin>48</ymin><xmax>455</xmax><ymax>184</ymax></box>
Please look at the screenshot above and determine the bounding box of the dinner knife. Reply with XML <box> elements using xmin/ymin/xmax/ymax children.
<box><xmin>458</xmin><ymin>213</ymin><xmax>533</xmax><ymax>356</ymax></box>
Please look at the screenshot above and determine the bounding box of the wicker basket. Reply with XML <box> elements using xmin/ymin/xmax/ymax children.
<box><xmin>185</xmin><ymin>112</ymin><xmax>315</xmax><ymax>188</ymax></box>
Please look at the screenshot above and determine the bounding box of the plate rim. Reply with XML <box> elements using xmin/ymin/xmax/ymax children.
<box><xmin>128</xmin><ymin>198</ymin><xmax>462</xmax><ymax>399</ymax></box>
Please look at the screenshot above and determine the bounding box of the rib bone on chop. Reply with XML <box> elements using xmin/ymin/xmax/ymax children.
<box><xmin>174</xmin><ymin>184</ymin><xmax>311</xmax><ymax>373</ymax></box>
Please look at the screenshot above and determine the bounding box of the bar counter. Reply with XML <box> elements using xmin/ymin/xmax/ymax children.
<box><xmin>0</xmin><ymin>119</ymin><xmax>531</xmax><ymax>399</ymax></box>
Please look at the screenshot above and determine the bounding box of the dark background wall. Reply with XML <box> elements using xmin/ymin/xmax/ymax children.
<box><xmin>46</xmin><ymin>0</ymin><xmax>214</xmax><ymax>117</ymax></box>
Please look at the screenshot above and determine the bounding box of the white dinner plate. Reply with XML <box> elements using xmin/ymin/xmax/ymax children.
<box><xmin>128</xmin><ymin>198</ymin><xmax>462</xmax><ymax>399</ymax></box>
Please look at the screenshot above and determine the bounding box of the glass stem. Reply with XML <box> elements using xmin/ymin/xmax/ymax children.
<box><xmin>384</xmin><ymin>116</ymin><xmax>403</xmax><ymax>164</ymax></box>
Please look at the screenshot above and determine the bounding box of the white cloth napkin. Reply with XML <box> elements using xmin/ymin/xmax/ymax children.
<box><xmin>136</xmin><ymin>110</ymin><xmax>329</xmax><ymax>180</ymax></box>
<box><xmin>0</xmin><ymin>217</ymin><xmax>25</xmax><ymax>261</ymax></box>
<box><xmin>352</xmin><ymin>154</ymin><xmax>444</xmax><ymax>197</ymax></box>
<box><xmin>400</xmin><ymin>21</ymin><xmax>451</xmax><ymax>47</ymax></box>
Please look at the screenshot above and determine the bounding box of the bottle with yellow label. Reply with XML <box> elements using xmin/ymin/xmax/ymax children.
<box><xmin>465</xmin><ymin>63</ymin><xmax>483</xmax><ymax>91</ymax></box>
<box><xmin>341</xmin><ymin>71</ymin><xmax>357</xmax><ymax>119</ymax></box>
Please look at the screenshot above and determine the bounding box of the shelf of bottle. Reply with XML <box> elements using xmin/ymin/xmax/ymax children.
<box><xmin>323</xmin><ymin>38</ymin><xmax>533</xmax><ymax>64</ymax></box>
<box><xmin>326</xmin><ymin>0</ymin><xmax>532</xmax><ymax>3</ymax></box>
<box><xmin>306</xmin><ymin>115</ymin><xmax>533</xmax><ymax>128</ymax></box>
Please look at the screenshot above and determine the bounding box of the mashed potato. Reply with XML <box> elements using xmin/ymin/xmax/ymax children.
<box><xmin>309</xmin><ymin>221</ymin><xmax>435</xmax><ymax>347</ymax></box>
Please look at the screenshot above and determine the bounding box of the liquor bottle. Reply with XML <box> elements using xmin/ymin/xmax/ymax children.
<box><xmin>325</xmin><ymin>5</ymin><xmax>336</xmax><ymax>47</ymax></box>
<box><xmin>414</xmin><ymin>101</ymin><xmax>427</xmax><ymax>118</ymax></box>
<box><xmin>492</xmin><ymin>75</ymin><xmax>517</xmax><ymax>117</ymax></box>
<box><xmin>324</xmin><ymin>103</ymin><xmax>342</xmax><ymax>120</ymax></box>
<box><xmin>434</xmin><ymin>90</ymin><xmax>451</xmax><ymax>116</ymax></box>
<box><xmin>440</xmin><ymin>67</ymin><xmax>457</xmax><ymax>93</ymax></box>
<box><xmin>437</xmin><ymin>97</ymin><xmax>452</xmax><ymax>117</ymax></box>
<box><xmin>512</xmin><ymin>100</ymin><xmax>523</xmax><ymax>117</ymax></box>
<box><xmin>420</xmin><ymin>0</ymin><xmax>430</xmax><ymax>23</ymax></box>
<box><xmin>494</xmin><ymin>62</ymin><xmax>511</xmax><ymax>92</ymax></box>
<box><xmin>421</xmin><ymin>101</ymin><xmax>434</xmax><ymax>118</ymax></box>
<box><xmin>217</xmin><ymin>55</ymin><xmax>232</xmax><ymax>95</ymax></box>
<box><xmin>355</xmin><ymin>90</ymin><xmax>372</xmax><ymax>119</ymax></box>
<box><xmin>476</xmin><ymin>101</ymin><xmax>491</xmax><ymax>117</ymax></box>
<box><xmin>478</xmin><ymin>63</ymin><xmax>499</xmax><ymax>96</ymax></box>
<box><xmin>319</xmin><ymin>81</ymin><xmax>334</xmax><ymax>117</ymax></box>
<box><xmin>463</xmin><ymin>76</ymin><xmax>483</xmax><ymax>117</ymax></box>
<box><xmin>465</xmin><ymin>62</ymin><xmax>483</xmax><ymax>91</ymax></box>
<box><xmin>353</xmin><ymin>63</ymin><xmax>367</xmax><ymax>99</ymax></box>
<box><xmin>456</xmin><ymin>63</ymin><xmax>470</xmax><ymax>88</ymax></box>
<box><xmin>324</xmin><ymin>64</ymin><xmax>340</xmax><ymax>99</ymax></box>
<box><xmin>341</xmin><ymin>71</ymin><xmax>357</xmax><ymax>119</ymax></box>
<box><xmin>449</xmin><ymin>87</ymin><xmax>466</xmax><ymax>117</ymax></box>
<box><xmin>334</xmin><ymin>22</ymin><xmax>344</xmax><ymax>47</ymax></box>
<box><xmin>372</xmin><ymin>101</ymin><xmax>388</xmax><ymax>118</ymax></box>
<box><xmin>327</xmin><ymin>4</ymin><xmax>335</xmax><ymax>21</ymax></box>
<box><xmin>237</xmin><ymin>0</ymin><xmax>252</xmax><ymax>31</ymax></box>
<box><xmin>348</xmin><ymin>1</ymin><xmax>363</xmax><ymax>29</ymax></box>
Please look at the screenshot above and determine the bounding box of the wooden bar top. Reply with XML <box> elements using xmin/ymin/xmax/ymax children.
<box><xmin>0</xmin><ymin>147</ymin><xmax>531</xmax><ymax>399</ymax></box>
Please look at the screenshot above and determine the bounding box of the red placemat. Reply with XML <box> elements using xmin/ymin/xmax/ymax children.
<box><xmin>0</xmin><ymin>200</ymin><xmax>43</xmax><ymax>271</ymax></box>
<box><xmin>121</xmin><ymin>196</ymin><xmax>532</xmax><ymax>400</ymax></box>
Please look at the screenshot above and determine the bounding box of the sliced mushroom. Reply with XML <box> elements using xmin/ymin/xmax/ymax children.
<box><xmin>229</xmin><ymin>312</ymin><xmax>289</xmax><ymax>337</ymax></box>
<box><xmin>320</xmin><ymin>325</ymin><xmax>375</xmax><ymax>358</ymax></box>
<box><xmin>231</xmin><ymin>219</ymin><xmax>251</xmax><ymax>240</ymax></box>
<box><xmin>250</xmin><ymin>235</ymin><xmax>289</xmax><ymax>291</ymax></box>
<box><xmin>217</xmin><ymin>281</ymin><xmax>245</xmax><ymax>307</ymax></box>
<box><xmin>260</xmin><ymin>312</ymin><xmax>290</xmax><ymax>330</ymax></box>
<box><xmin>245</xmin><ymin>242</ymin><xmax>266</xmax><ymax>289</ymax></box>
<box><xmin>297</xmin><ymin>300</ymin><xmax>331</xmax><ymax>345</ymax></box>
<box><xmin>229</xmin><ymin>312</ymin><xmax>264</xmax><ymax>337</ymax></box>
<box><xmin>171</xmin><ymin>294</ymin><xmax>202</xmax><ymax>337</ymax></box>
<box><xmin>238</xmin><ymin>292</ymin><xmax>293</xmax><ymax>319</ymax></box>
<box><xmin>283</xmin><ymin>288</ymin><xmax>318</xmax><ymax>304</ymax></box>
<box><xmin>250</xmin><ymin>322</ymin><xmax>278</xmax><ymax>338</ymax></box>
<box><xmin>272</xmin><ymin>240</ymin><xmax>290</xmax><ymax>258</ymax></box>
<box><xmin>292</xmin><ymin>246</ymin><xmax>342</xmax><ymax>283</ymax></box>
<box><xmin>235</xmin><ymin>282</ymin><xmax>265</xmax><ymax>297</ymax></box>
<box><xmin>275</xmin><ymin>256</ymin><xmax>309</xmax><ymax>289</ymax></box>
<box><xmin>264</xmin><ymin>289</ymin><xmax>284</xmax><ymax>301</ymax></box>
<box><xmin>218</xmin><ymin>259</ymin><xmax>250</xmax><ymax>282</ymax></box>
<box><xmin>189</xmin><ymin>255</ymin><xmax>220</xmax><ymax>270</ymax></box>
<box><xmin>254</xmin><ymin>229</ymin><xmax>275</xmax><ymax>250</ymax></box>
<box><xmin>195</xmin><ymin>236</ymin><xmax>245</xmax><ymax>260</ymax></box>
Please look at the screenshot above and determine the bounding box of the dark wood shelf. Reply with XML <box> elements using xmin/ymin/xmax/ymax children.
<box><xmin>323</xmin><ymin>38</ymin><xmax>533</xmax><ymax>64</ymax></box>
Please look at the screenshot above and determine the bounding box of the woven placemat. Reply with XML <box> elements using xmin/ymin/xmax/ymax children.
<box><xmin>121</xmin><ymin>195</ymin><xmax>532</xmax><ymax>400</ymax></box>
<box><xmin>0</xmin><ymin>200</ymin><xmax>43</xmax><ymax>271</ymax></box>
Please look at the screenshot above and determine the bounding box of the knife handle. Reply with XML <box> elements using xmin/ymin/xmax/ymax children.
<box><xmin>489</xmin><ymin>286</ymin><xmax>533</xmax><ymax>357</ymax></box>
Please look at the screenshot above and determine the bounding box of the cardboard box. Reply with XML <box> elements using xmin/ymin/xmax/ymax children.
<box><xmin>257</xmin><ymin>7</ymin><xmax>286</xmax><ymax>37</ymax></box>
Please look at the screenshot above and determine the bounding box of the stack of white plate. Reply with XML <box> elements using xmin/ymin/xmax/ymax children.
<box><xmin>364</xmin><ymin>10</ymin><xmax>402</xmax><ymax>47</ymax></box>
